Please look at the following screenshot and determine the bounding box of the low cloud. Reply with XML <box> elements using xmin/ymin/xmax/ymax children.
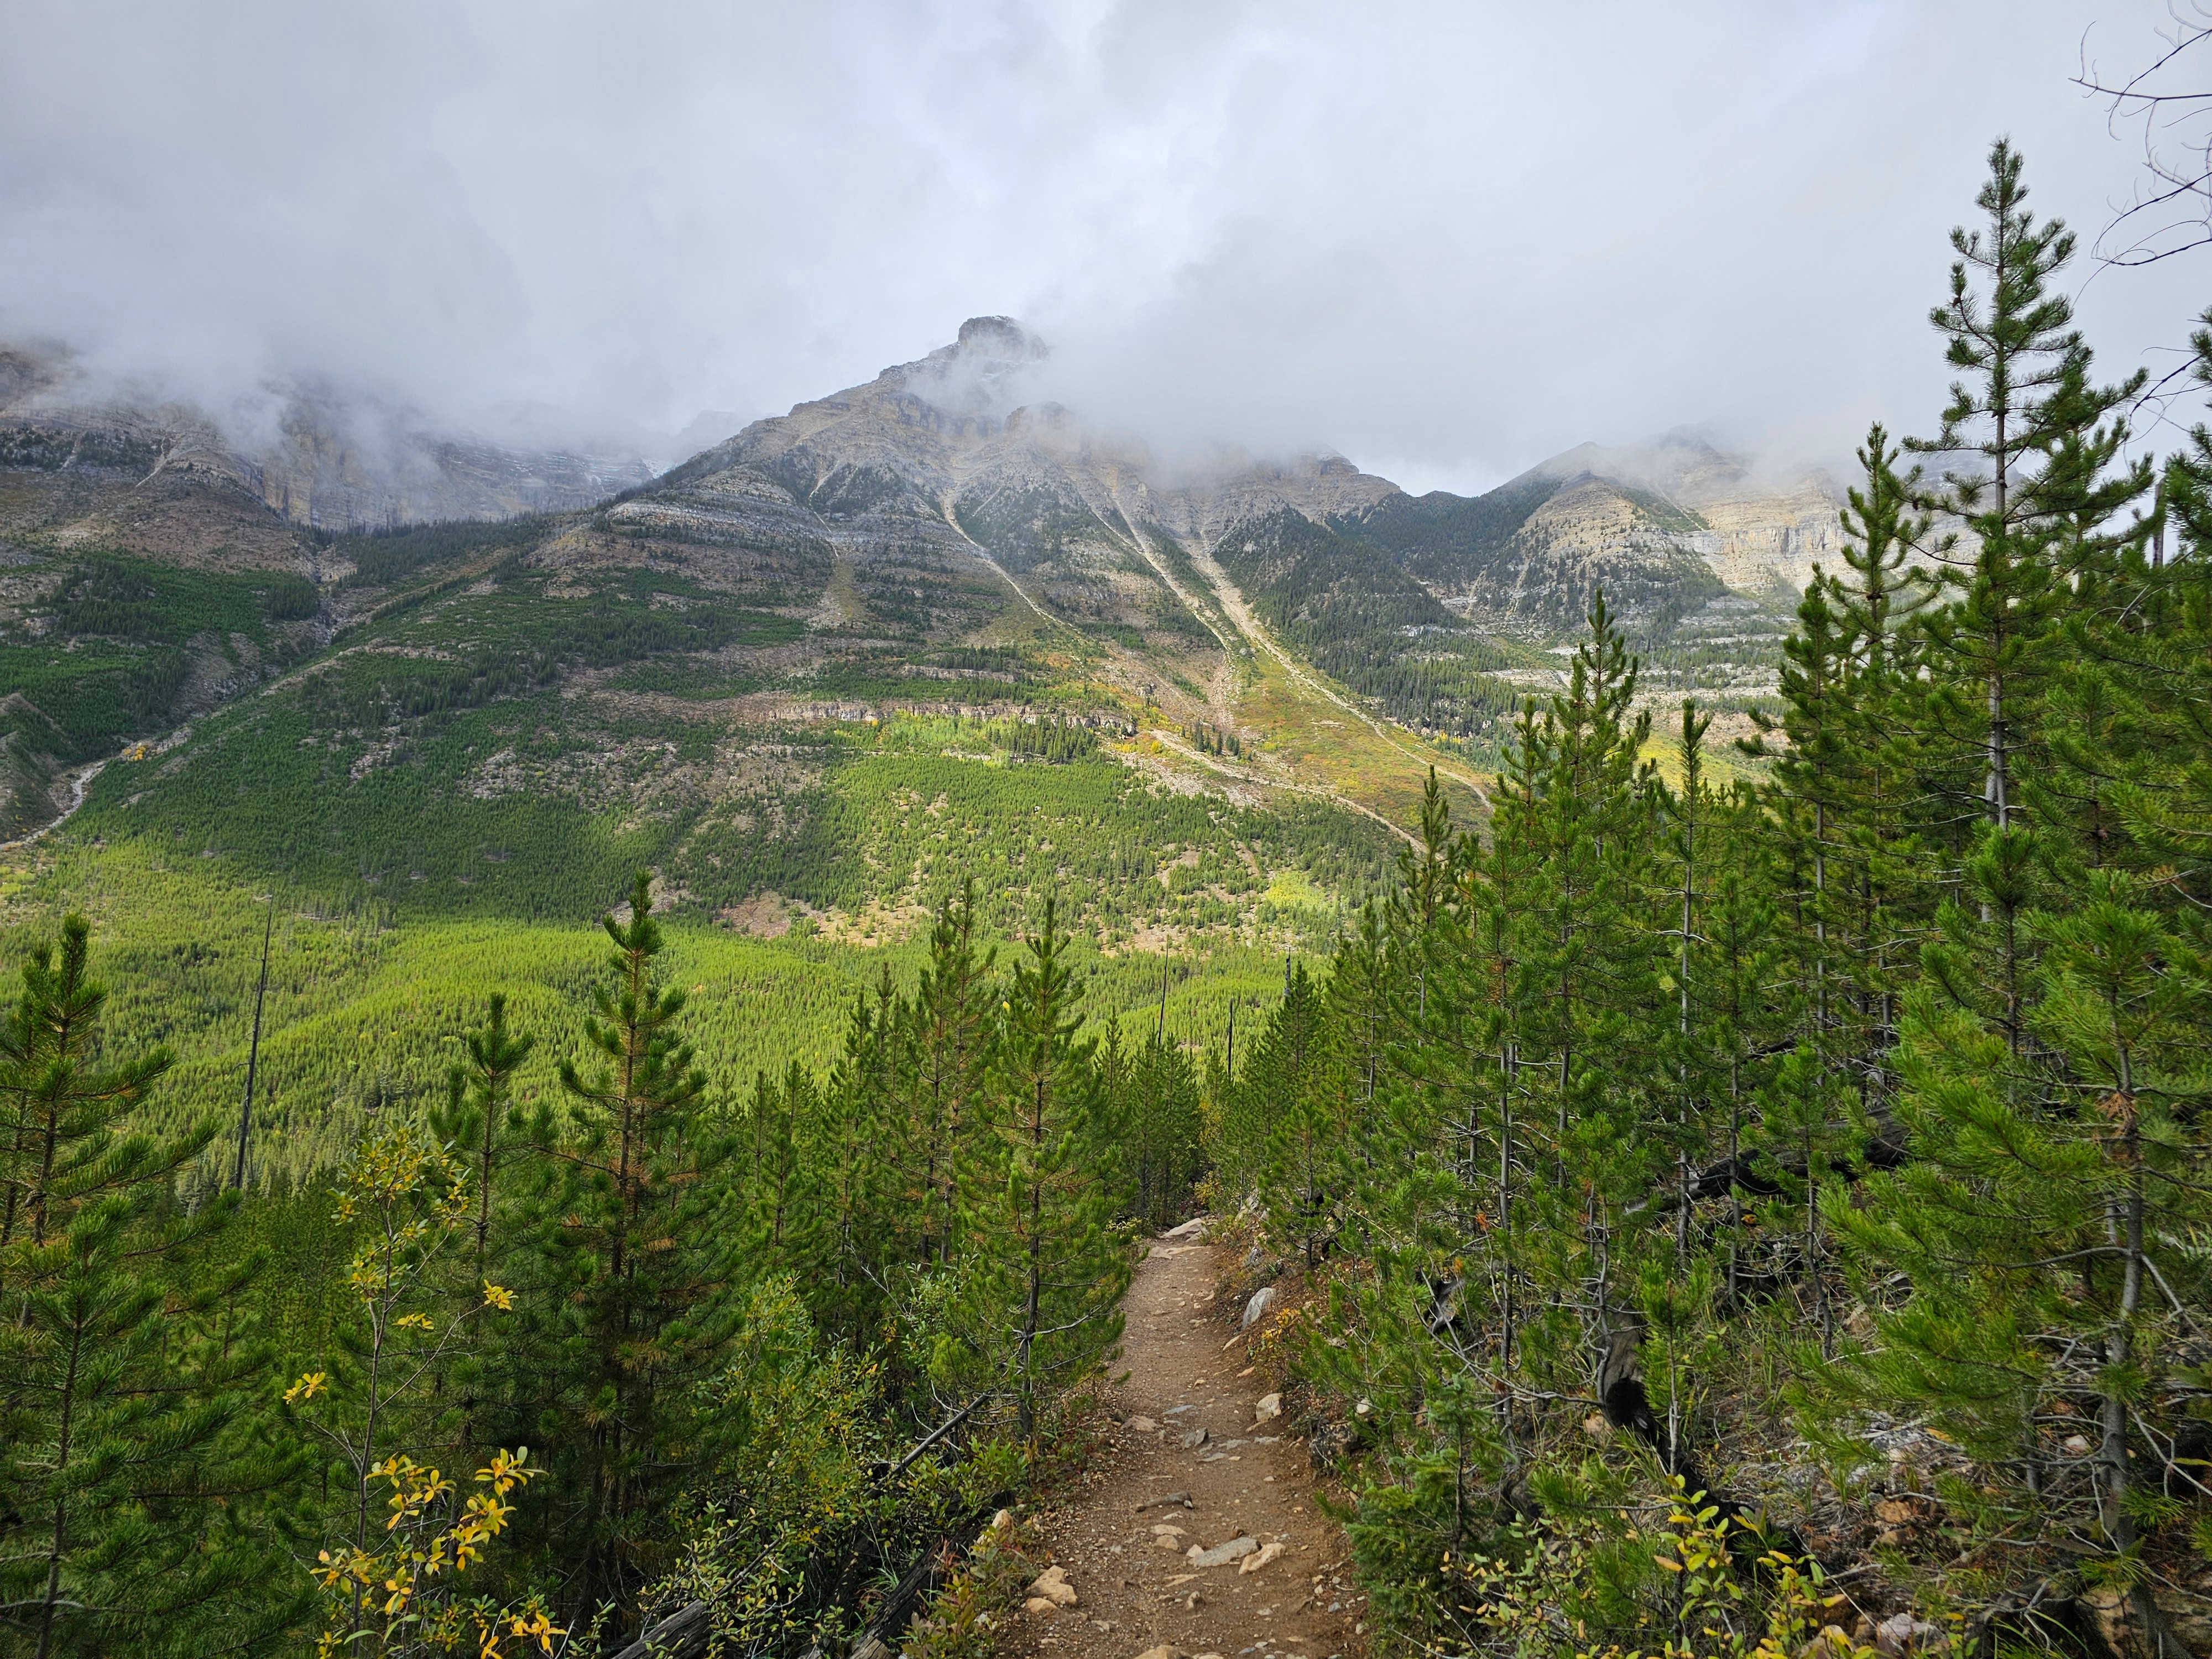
<box><xmin>2</xmin><ymin>0</ymin><xmax>2203</xmax><ymax>490</ymax></box>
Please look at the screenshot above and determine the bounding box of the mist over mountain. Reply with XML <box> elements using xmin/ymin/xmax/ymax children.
<box><xmin>646</xmin><ymin>314</ymin><xmax>1844</xmax><ymax>627</ymax></box>
<box><xmin>2</xmin><ymin>311</ymin><xmax>1845</xmax><ymax>611</ymax></box>
<box><xmin>4</xmin><ymin>2</ymin><xmax>2202</xmax><ymax>491</ymax></box>
<box><xmin>11</xmin><ymin>10</ymin><xmax>2212</xmax><ymax>1656</ymax></box>
<box><xmin>0</xmin><ymin>341</ymin><xmax>659</xmax><ymax>533</ymax></box>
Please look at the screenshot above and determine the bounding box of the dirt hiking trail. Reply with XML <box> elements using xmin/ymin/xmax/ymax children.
<box><xmin>1006</xmin><ymin>1228</ymin><xmax>1368</xmax><ymax>1659</ymax></box>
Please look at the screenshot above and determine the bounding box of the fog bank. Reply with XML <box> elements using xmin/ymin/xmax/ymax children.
<box><xmin>2</xmin><ymin>0</ymin><xmax>2204</xmax><ymax>490</ymax></box>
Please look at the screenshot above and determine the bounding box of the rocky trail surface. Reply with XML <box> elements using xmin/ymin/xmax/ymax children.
<box><xmin>1006</xmin><ymin>1227</ymin><xmax>1367</xmax><ymax>1659</ymax></box>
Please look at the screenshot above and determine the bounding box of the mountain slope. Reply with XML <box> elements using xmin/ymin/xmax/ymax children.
<box><xmin>0</xmin><ymin>316</ymin><xmax>1849</xmax><ymax>1183</ymax></box>
<box><xmin>3</xmin><ymin>317</ymin><xmax>1839</xmax><ymax>866</ymax></box>
<box><xmin>0</xmin><ymin>344</ymin><xmax>656</xmax><ymax>538</ymax></box>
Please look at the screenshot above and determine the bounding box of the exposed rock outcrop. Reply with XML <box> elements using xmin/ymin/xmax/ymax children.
<box><xmin>0</xmin><ymin>343</ymin><xmax>655</xmax><ymax>535</ymax></box>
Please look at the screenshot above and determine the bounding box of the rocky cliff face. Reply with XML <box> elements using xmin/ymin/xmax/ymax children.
<box><xmin>1520</xmin><ymin>434</ymin><xmax>1848</xmax><ymax>596</ymax></box>
<box><xmin>1685</xmin><ymin>483</ymin><xmax>1848</xmax><ymax>594</ymax></box>
<box><xmin>637</xmin><ymin>321</ymin><xmax>1831</xmax><ymax>647</ymax></box>
<box><xmin>0</xmin><ymin>345</ymin><xmax>656</xmax><ymax>541</ymax></box>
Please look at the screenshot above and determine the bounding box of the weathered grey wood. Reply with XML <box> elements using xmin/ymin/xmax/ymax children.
<box><xmin>608</xmin><ymin>1599</ymin><xmax>712</xmax><ymax>1659</ymax></box>
<box><xmin>882</xmin><ymin>1392</ymin><xmax>988</xmax><ymax>1484</ymax></box>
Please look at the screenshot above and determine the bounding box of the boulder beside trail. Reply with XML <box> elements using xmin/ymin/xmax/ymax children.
<box><xmin>1238</xmin><ymin>1541</ymin><xmax>1287</xmax><ymax>1575</ymax></box>
<box><xmin>1025</xmin><ymin>1564</ymin><xmax>1078</xmax><ymax>1615</ymax></box>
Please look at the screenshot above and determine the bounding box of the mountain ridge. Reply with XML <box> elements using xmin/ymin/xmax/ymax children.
<box><xmin>638</xmin><ymin>317</ymin><xmax>1838</xmax><ymax>650</ymax></box>
<box><xmin>2</xmin><ymin>316</ymin><xmax>1822</xmax><ymax>851</ymax></box>
<box><xmin>0</xmin><ymin>343</ymin><xmax>658</xmax><ymax>539</ymax></box>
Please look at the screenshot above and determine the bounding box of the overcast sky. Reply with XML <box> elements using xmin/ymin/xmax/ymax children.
<box><xmin>3</xmin><ymin>0</ymin><xmax>2207</xmax><ymax>492</ymax></box>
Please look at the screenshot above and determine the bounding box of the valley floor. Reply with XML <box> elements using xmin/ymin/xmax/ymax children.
<box><xmin>1009</xmin><ymin>1234</ymin><xmax>1366</xmax><ymax>1659</ymax></box>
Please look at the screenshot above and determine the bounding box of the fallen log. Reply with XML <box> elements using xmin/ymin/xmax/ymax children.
<box><xmin>1684</xmin><ymin>1124</ymin><xmax>1908</xmax><ymax>1203</ymax></box>
<box><xmin>607</xmin><ymin>1599</ymin><xmax>711</xmax><ymax>1659</ymax></box>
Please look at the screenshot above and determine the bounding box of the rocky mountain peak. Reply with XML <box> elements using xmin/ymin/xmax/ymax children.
<box><xmin>875</xmin><ymin>315</ymin><xmax>1049</xmax><ymax>421</ymax></box>
<box><xmin>954</xmin><ymin>315</ymin><xmax>1045</xmax><ymax>361</ymax></box>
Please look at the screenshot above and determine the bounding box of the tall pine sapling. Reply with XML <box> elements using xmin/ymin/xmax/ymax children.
<box><xmin>538</xmin><ymin>872</ymin><xmax>736</xmax><ymax>1631</ymax></box>
<box><xmin>435</xmin><ymin>993</ymin><xmax>536</xmax><ymax>1284</ymax></box>
<box><xmin>1911</xmin><ymin>137</ymin><xmax>2149</xmax><ymax>833</ymax></box>
<box><xmin>971</xmin><ymin>898</ymin><xmax>1131</xmax><ymax>1444</ymax></box>
<box><xmin>0</xmin><ymin>916</ymin><xmax>307</xmax><ymax>1659</ymax></box>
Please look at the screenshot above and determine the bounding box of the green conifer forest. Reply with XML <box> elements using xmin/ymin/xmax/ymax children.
<box><xmin>4</xmin><ymin>130</ymin><xmax>2212</xmax><ymax>1659</ymax></box>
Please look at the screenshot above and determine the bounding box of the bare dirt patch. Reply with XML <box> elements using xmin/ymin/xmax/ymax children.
<box><xmin>717</xmin><ymin>891</ymin><xmax>794</xmax><ymax>937</ymax></box>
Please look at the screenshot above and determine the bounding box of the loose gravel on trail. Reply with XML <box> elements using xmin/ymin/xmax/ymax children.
<box><xmin>1001</xmin><ymin>1230</ymin><xmax>1368</xmax><ymax>1659</ymax></box>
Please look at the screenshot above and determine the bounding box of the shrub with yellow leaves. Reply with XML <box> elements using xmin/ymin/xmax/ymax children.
<box><xmin>285</xmin><ymin>1118</ymin><xmax>545</xmax><ymax>1655</ymax></box>
<box><xmin>1439</xmin><ymin>1475</ymin><xmax>1905</xmax><ymax>1659</ymax></box>
<box><xmin>310</xmin><ymin>1448</ymin><xmax>559</xmax><ymax>1659</ymax></box>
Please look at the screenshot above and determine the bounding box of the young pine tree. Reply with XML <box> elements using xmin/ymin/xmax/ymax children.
<box><xmin>2054</xmin><ymin>309</ymin><xmax>2212</xmax><ymax>909</ymax></box>
<box><xmin>1208</xmin><ymin>960</ymin><xmax>1322</xmax><ymax>1206</ymax></box>
<box><xmin>1823</xmin><ymin>423</ymin><xmax>1939</xmax><ymax>1117</ymax></box>
<box><xmin>1504</xmin><ymin>595</ymin><xmax>1666</xmax><ymax>1384</ymax></box>
<box><xmin>434</xmin><ymin>993</ymin><xmax>536</xmax><ymax>1285</ymax></box>
<box><xmin>900</xmin><ymin>881</ymin><xmax>994</xmax><ymax>1267</ymax></box>
<box><xmin>1688</xmin><ymin>815</ymin><xmax>1796</xmax><ymax>1308</ymax></box>
<box><xmin>1121</xmin><ymin>1025</ymin><xmax>1204</xmax><ymax>1233</ymax></box>
<box><xmin>1813</xmin><ymin>870</ymin><xmax>2209</xmax><ymax>1650</ymax></box>
<box><xmin>810</xmin><ymin>975</ymin><xmax>899</xmax><ymax>1349</ymax></box>
<box><xmin>0</xmin><ymin>915</ymin><xmax>182</xmax><ymax>1257</ymax></box>
<box><xmin>738</xmin><ymin>1061</ymin><xmax>822</xmax><ymax>1272</ymax></box>
<box><xmin>967</xmin><ymin>899</ymin><xmax>1132</xmax><ymax>1443</ymax></box>
<box><xmin>532</xmin><ymin>873</ymin><xmax>740</xmax><ymax>1632</ymax></box>
<box><xmin>1246</xmin><ymin>963</ymin><xmax>1337</xmax><ymax>1265</ymax></box>
<box><xmin>1910</xmin><ymin>137</ymin><xmax>2150</xmax><ymax>836</ymax></box>
<box><xmin>0</xmin><ymin>916</ymin><xmax>308</xmax><ymax>1659</ymax></box>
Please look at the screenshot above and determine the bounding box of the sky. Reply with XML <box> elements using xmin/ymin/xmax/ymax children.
<box><xmin>3</xmin><ymin>0</ymin><xmax>2209</xmax><ymax>493</ymax></box>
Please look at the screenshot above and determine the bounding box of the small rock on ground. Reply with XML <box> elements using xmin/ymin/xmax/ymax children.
<box><xmin>1029</xmin><ymin>1564</ymin><xmax>1078</xmax><ymax>1609</ymax></box>
<box><xmin>1185</xmin><ymin>1535</ymin><xmax>1258</xmax><ymax>1569</ymax></box>
<box><xmin>1237</xmin><ymin>1541</ymin><xmax>1286</xmax><ymax>1575</ymax></box>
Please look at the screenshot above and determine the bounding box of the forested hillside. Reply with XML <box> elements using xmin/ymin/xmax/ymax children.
<box><xmin>4</xmin><ymin>130</ymin><xmax>2210</xmax><ymax>1659</ymax></box>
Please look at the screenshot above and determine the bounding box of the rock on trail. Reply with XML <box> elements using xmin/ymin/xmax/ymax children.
<box><xmin>1006</xmin><ymin>1231</ymin><xmax>1366</xmax><ymax>1659</ymax></box>
<box><xmin>1028</xmin><ymin>1566</ymin><xmax>1081</xmax><ymax>1614</ymax></box>
<box><xmin>1186</xmin><ymin>1536</ymin><xmax>1256</xmax><ymax>1569</ymax></box>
